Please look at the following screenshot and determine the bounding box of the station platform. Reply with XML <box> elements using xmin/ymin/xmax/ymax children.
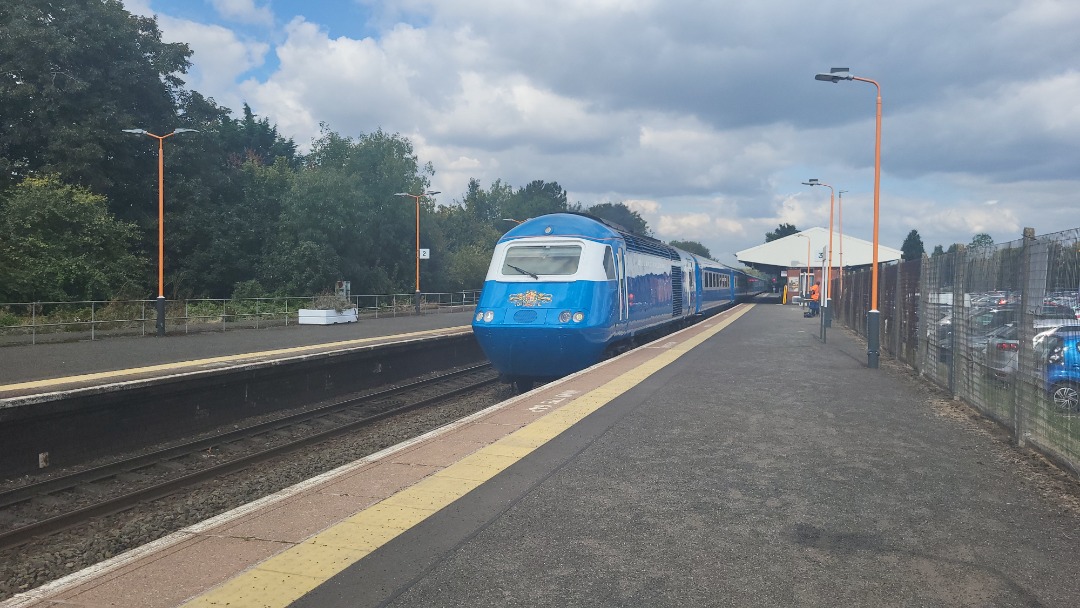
<box><xmin>7</xmin><ymin>302</ymin><xmax>1080</xmax><ymax>607</ymax></box>
<box><xmin>0</xmin><ymin>311</ymin><xmax>476</xmax><ymax>399</ymax></box>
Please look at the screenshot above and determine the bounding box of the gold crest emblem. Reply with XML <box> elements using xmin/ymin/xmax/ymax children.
<box><xmin>509</xmin><ymin>290</ymin><xmax>552</xmax><ymax>307</ymax></box>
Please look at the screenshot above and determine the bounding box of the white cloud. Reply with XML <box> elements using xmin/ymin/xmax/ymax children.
<box><xmin>165</xmin><ymin>20</ymin><xmax>269</xmax><ymax>107</ymax></box>
<box><xmin>210</xmin><ymin>0</ymin><xmax>274</xmax><ymax>26</ymax></box>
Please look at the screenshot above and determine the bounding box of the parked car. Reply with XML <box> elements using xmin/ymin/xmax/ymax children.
<box><xmin>1036</xmin><ymin>327</ymin><xmax>1080</xmax><ymax>412</ymax></box>
<box><xmin>940</xmin><ymin>307</ymin><xmax>1016</xmax><ymax>355</ymax></box>
<box><xmin>983</xmin><ymin>323</ymin><xmax>1019</xmax><ymax>381</ymax></box>
<box><xmin>1034</xmin><ymin>303</ymin><xmax>1079</xmax><ymax>323</ymax></box>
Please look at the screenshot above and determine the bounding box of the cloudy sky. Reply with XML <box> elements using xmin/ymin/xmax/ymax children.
<box><xmin>122</xmin><ymin>0</ymin><xmax>1080</xmax><ymax>266</ymax></box>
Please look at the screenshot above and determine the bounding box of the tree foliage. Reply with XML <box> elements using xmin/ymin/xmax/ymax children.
<box><xmin>0</xmin><ymin>176</ymin><xmax>145</xmax><ymax>301</ymax></box>
<box><xmin>0</xmin><ymin>0</ymin><xmax>191</xmax><ymax>210</ymax></box>
<box><xmin>969</xmin><ymin>233</ymin><xmax>994</xmax><ymax>249</ymax></box>
<box><xmin>586</xmin><ymin>202</ymin><xmax>651</xmax><ymax>236</ymax></box>
<box><xmin>765</xmin><ymin>223</ymin><xmax>799</xmax><ymax>242</ymax></box>
<box><xmin>669</xmin><ymin>240</ymin><xmax>712</xmax><ymax>259</ymax></box>
<box><xmin>900</xmin><ymin>230</ymin><xmax>925</xmax><ymax>261</ymax></box>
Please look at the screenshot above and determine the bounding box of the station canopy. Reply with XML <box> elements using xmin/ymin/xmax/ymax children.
<box><xmin>736</xmin><ymin>227</ymin><xmax>903</xmax><ymax>270</ymax></box>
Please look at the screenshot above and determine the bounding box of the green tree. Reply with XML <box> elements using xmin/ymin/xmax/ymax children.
<box><xmin>586</xmin><ymin>202</ymin><xmax>651</xmax><ymax>235</ymax></box>
<box><xmin>263</xmin><ymin>127</ymin><xmax>432</xmax><ymax>295</ymax></box>
<box><xmin>969</xmin><ymin>233</ymin><xmax>994</xmax><ymax>249</ymax></box>
<box><xmin>900</xmin><ymin>229</ymin><xmax>925</xmax><ymax>260</ymax></box>
<box><xmin>931</xmin><ymin>244</ymin><xmax>945</xmax><ymax>257</ymax></box>
<box><xmin>0</xmin><ymin>0</ymin><xmax>191</xmax><ymax>214</ymax></box>
<box><xmin>146</xmin><ymin>93</ymin><xmax>300</xmax><ymax>297</ymax></box>
<box><xmin>503</xmin><ymin>180</ymin><xmax>569</xmax><ymax>221</ymax></box>
<box><xmin>669</xmin><ymin>240</ymin><xmax>712</xmax><ymax>259</ymax></box>
<box><xmin>0</xmin><ymin>176</ymin><xmax>146</xmax><ymax>301</ymax></box>
<box><xmin>765</xmin><ymin>223</ymin><xmax>799</xmax><ymax>242</ymax></box>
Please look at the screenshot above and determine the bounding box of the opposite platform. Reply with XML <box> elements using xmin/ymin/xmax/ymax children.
<box><xmin>0</xmin><ymin>311</ymin><xmax>475</xmax><ymax>399</ymax></box>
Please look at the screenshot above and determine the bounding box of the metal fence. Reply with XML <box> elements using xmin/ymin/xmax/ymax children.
<box><xmin>0</xmin><ymin>290</ymin><xmax>482</xmax><ymax>346</ymax></box>
<box><xmin>832</xmin><ymin>227</ymin><xmax>1080</xmax><ymax>475</ymax></box>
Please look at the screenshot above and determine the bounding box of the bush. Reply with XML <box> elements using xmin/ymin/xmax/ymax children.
<box><xmin>311</xmin><ymin>292</ymin><xmax>355</xmax><ymax>312</ymax></box>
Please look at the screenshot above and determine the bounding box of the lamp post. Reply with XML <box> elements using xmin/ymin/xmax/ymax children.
<box><xmin>394</xmin><ymin>190</ymin><xmax>440</xmax><ymax>314</ymax></box>
<box><xmin>122</xmin><ymin>127</ymin><xmax>198</xmax><ymax>336</ymax></box>
<box><xmin>838</xmin><ymin>190</ymin><xmax>848</xmax><ymax>304</ymax></box>
<box><xmin>802</xmin><ymin>179</ymin><xmax>835</xmax><ymax>329</ymax></box>
<box><xmin>815</xmin><ymin>67</ymin><xmax>883</xmax><ymax>368</ymax></box>
<box><xmin>795</xmin><ymin>233</ymin><xmax>811</xmax><ymax>303</ymax></box>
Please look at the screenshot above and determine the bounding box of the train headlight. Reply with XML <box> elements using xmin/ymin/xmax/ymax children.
<box><xmin>475</xmin><ymin>311</ymin><xmax>484</xmax><ymax>322</ymax></box>
<box><xmin>483</xmin><ymin>310</ymin><xmax>494</xmax><ymax>323</ymax></box>
<box><xmin>573</xmin><ymin>312</ymin><xmax>584</xmax><ymax>323</ymax></box>
<box><xmin>558</xmin><ymin>311</ymin><xmax>571</xmax><ymax>323</ymax></box>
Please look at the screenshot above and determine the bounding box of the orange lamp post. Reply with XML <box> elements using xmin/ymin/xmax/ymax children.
<box><xmin>122</xmin><ymin>127</ymin><xmax>197</xmax><ymax>336</ymax></box>
<box><xmin>395</xmin><ymin>190</ymin><xmax>440</xmax><ymax>314</ymax></box>
<box><xmin>816</xmin><ymin>67</ymin><xmax>883</xmax><ymax>367</ymax></box>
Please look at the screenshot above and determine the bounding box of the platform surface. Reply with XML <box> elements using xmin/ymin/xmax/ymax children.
<box><xmin>7</xmin><ymin>303</ymin><xmax>1080</xmax><ymax>607</ymax></box>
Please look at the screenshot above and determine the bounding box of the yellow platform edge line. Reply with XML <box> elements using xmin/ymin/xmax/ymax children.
<box><xmin>182</xmin><ymin>305</ymin><xmax>752</xmax><ymax>607</ymax></box>
<box><xmin>0</xmin><ymin>325</ymin><xmax>472</xmax><ymax>393</ymax></box>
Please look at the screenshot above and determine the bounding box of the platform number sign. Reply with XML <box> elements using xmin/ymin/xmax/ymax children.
<box><xmin>419</xmin><ymin>248</ymin><xmax>431</xmax><ymax>259</ymax></box>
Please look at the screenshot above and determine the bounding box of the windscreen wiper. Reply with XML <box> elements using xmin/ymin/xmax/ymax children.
<box><xmin>506</xmin><ymin>264</ymin><xmax>539</xmax><ymax>279</ymax></box>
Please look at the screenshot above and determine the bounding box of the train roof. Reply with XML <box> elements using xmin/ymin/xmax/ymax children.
<box><xmin>500</xmin><ymin>213</ymin><xmax>758</xmax><ymax>274</ymax></box>
<box><xmin>501</xmin><ymin>213</ymin><xmax>683</xmax><ymax>261</ymax></box>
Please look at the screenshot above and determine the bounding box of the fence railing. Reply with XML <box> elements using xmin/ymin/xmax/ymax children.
<box><xmin>831</xmin><ymin>227</ymin><xmax>1080</xmax><ymax>476</ymax></box>
<box><xmin>0</xmin><ymin>290</ymin><xmax>482</xmax><ymax>346</ymax></box>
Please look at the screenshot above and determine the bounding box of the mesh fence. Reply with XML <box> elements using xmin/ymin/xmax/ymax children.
<box><xmin>835</xmin><ymin>228</ymin><xmax>1080</xmax><ymax>474</ymax></box>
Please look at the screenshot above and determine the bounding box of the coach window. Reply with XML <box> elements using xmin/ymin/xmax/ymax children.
<box><xmin>503</xmin><ymin>244</ymin><xmax>582</xmax><ymax>276</ymax></box>
<box><xmin>603</xmin><ymin>247</ymin><xmax>616</xmax><ymax>280</ymax></box>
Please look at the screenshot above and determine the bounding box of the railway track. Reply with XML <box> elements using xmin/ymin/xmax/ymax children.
<box><xmin>0</xmin><ymin>364</ymin><xmax>498</xmax><ymax>551</ymax></box>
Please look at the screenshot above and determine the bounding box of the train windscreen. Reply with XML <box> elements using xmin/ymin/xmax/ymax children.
<box><xmin>502</xmin><ymin>244</ymin><xmax>582</xmax><ymax>276</ymax></box>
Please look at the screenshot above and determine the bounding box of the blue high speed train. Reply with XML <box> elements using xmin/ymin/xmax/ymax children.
<box><xmin>472</xmin><ymin>213</ymin><xmax>764</xmax><ymax>390</ymax></box>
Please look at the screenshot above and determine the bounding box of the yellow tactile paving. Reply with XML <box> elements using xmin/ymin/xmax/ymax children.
<box><xmin>182</xmin><ymin>569</ymin><xmax>323</xmax><ymax>607</ymax></box>
<box><xmin>431</xmin><ymin>462</ymin><xmax>505</xmax><ymax>482</ymax></box>
<box><xmin>307</xmin><ymin>521</ymin><xmax>403</xmax><ymax>552</ymax></box>
<box><xmin>0</xmin><ymin>325</ymin><xmax>472</xmax><ymax>394</ymax></box>
<box><xmin>182</xmin><ymin>305</ymin><xmax>753</xmax><ymax>607</ymax></box>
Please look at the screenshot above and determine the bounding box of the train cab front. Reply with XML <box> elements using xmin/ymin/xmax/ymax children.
<box><xmin>472</xmin><ymin>236</ymin><xmax>618</xmax><ymax>390</ymax></box>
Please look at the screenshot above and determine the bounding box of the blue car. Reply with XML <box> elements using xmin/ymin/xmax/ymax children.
<box><xmin>1038</xmin><ymin>327</ymin><xmax>1080</xmax><ymax>411</ymax></box>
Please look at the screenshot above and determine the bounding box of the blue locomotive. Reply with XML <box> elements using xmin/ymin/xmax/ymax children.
<box><xmin>472</xmin><ymin>212</ymin><xmax>763</xmax><ymax>390</ymax></box>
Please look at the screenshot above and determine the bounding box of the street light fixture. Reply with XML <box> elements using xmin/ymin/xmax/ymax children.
<box><xmin>815</xmin><ymin>66</ymin><xmax>883</xmax><ymax>368</ymax></box>
<box><xmin>802</xmin><ymin>179</ymin><xmax>835</xmax><ymax>331</ymax></box>
<box><xmin>122</xmin><ymin>127</ymin><xmax>198</xmax><ymax>336</ymax></box>
<box><xmin>394</xmin><ymin>190</ymin><xmax>440</xmax><ymax>314</ymax></box>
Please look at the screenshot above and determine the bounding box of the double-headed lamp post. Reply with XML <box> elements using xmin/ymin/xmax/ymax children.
<box><xmin>122</xmin><ymin>127</ymin><xmax>198</xmax><ymax>336</ymax></box>
<box><xmin>802</xmin><ymin>179</ymin><xmax>835</xmax><ymax>329</ymax></box>
<box><xmin>815</xmin><ymin>66</ymin><xmax>883</xmax><ymax>368</ymax></box>
<box><xmin>394</xmin><ymin>190</ymin><xmax>440</xmax><ymax>314</ymax></box>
